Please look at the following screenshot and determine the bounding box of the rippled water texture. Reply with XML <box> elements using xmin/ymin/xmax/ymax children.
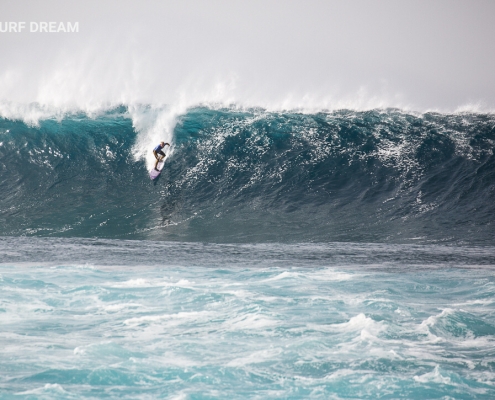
<box><xmin>1</xmin><ymin>238</ymin><xmax>495</xmax><ymax>399</ymax></box>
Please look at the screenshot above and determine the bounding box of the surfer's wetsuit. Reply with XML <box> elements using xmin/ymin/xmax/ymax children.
<box><xmin>153</xmin><ymin>143</ymin><xmax>166</xmax><ymax>158</ymax></box>
<box><xmin>153</xmin><ymin>142</ymin><xmax>170</xmax><ymax>171</ymax></box>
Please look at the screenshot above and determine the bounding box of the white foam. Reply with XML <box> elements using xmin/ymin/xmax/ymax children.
<box><xmin>73</xmin><ymin>346</ymin><xmax>86</xmax><ymax>355</ymax></box>
<box><xmin>102</xmin><ymin>302</ymin><xmax>144</xmax><ymax>312</ymax></box>
<box><xmin>168</xmin><ymin>393</ymin><xmax>189</xmax><ymax>400</ymax></box>
<box><xmin>263</xmin><ymin>269</ymin><xmax>355</xmax><ymax>282</ymax></box>
<box><xmin>160</xmin><ymin>354</ymin><xmax>199</xmax><ymax>368</ymax></box>
<box><xmin>161</xmin><ymin>279</ymin><xmax>195</xmax><ymax>288</ymax></box>
<box><xmin>108</xmin><ymin>278</ymin><xmax>152</xmax><ymax>288</ymax></box>
<box><xmin>227</xmin><ymin>348</ymin><xmax>283</xmax><ymax>367</ymax></box>
<box><xmin>17</xmin><ymin>383</ymin><xmax>67</xmax><ymax>395</ymax></box>
<box><xmin>124</xmin><ymin>310</ymin><xmax>212</xmax><ymax>326</ymax></box>
<box><xmin>263</xmin><ymin>270</ymin><xmax>301</xmax><ymax>282</ymax></box>
<box><xmin>107</xmin><ymin>277</ymin><xmax>194</xmax><ymax>288</ymax></box>
<box><xmin>128</xmin><ymin>104</ymin><xmax>177</xmax><ymax>169</ymax></box>
<box><xmin>420</xmin><ymin>308</ymin><xmax>454</xmax><ymax>328</ymax></box>
<box><xmin>332</xmin><ymin>313</ymin><xmax>385</xmax><ymax>336</ymax></box>
<box><xmin>309</xmin><ymin>269</ymin><xmax>356</xmax><ymax>282</ymax></box>
<box><xmin>224</xmin><ymin>313</ymin><xmax>278</xmax><ymax>331</ymax></box>
<box><xmin>414</xmin><ymin>365</ymin><xmax>452</xmax><ymax>385</ymax></box>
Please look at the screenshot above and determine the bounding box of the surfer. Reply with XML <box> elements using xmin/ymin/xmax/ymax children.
<box><xmin>153</xmin><ymin>142</ymin><xmax>170</xmax><ymax>171</ymax></box>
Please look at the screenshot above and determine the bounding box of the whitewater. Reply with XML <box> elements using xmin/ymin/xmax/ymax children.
<box><xmin>1</xmin><ymin>104</ymin><xmax>495</xmax><ymax>399</ymax></box>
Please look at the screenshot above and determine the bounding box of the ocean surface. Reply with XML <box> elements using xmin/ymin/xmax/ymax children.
<box><xmin>1</xmin><ymin>106</ymin><xmax>495</xmax><ymax>398</ymax></box>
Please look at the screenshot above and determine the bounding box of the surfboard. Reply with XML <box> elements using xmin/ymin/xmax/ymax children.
<box><xmin>149</xmin><ymin>157</ymin><xmax>166</xmax><ymax>180</ymax></box>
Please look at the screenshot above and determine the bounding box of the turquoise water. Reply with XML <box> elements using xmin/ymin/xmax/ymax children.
<box><xmin>1</xmin><ymin>106</ymin><xmax>494</xmax><ymax>398</ymax></box>
<box><xmin>1</xmin><ymin>108</ymin><xmax>494</xmax><ymax>244</ymax></box>
<box><xmin>1</xmin><ymin>238</ymin><xmax>495</xmax><ymax>399</ymax></box>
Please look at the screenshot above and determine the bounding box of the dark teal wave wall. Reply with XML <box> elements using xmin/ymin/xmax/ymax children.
<box><xmin>1</xmin><ymin>107</ymin><xmax>494</xmax><ymax>244</ymax></box>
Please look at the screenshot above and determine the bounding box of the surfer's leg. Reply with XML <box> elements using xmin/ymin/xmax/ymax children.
<box><xmin>155</xmin><ymin>151</ymin><xmax>165</xmax><ymax>170</ymax></box>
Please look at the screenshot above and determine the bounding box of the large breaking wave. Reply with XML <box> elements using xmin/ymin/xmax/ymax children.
<box><xmin>0</xmin><ymin>105</ymin><xmax>494</xmax><ymax>244</ymax></box>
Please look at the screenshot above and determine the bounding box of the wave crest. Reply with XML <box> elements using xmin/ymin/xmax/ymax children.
<box><xmin>0</xmin><ymin>105</ymin><xmax>493</xmax><ymax>244</ymax></box>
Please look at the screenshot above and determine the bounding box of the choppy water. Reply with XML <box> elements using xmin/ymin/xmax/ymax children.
<box><xmin>1</xmin><ymin>237</ymin><xmax>495</xmax><ymax>399</ymax></box>
<box><xmin>1</xmin><ymin>105</ymin><xmax>494</xmax><ymax>398</ymax></box>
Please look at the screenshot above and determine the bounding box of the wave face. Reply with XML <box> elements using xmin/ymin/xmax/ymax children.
<box><xmin>0</xmin><ymin>107</ymin><xmax>494</xmax><ymax>244</ymax></box>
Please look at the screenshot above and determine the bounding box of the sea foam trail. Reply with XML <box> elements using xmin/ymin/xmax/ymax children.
<box><xmin>1</xmin><ymin>239</ymin><xmax>495</xmax><ymax>398</ymax></box>
<box><xmin>0</xmin><ymin>105</ymin><xmax>494</xmax><ymax>244</ymax></box>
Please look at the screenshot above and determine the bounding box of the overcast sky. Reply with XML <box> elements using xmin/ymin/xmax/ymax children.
<box><xmin>1</xmin><ymin>0</ymin><xmax>494</xmax><ymax>112</ymax></box>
